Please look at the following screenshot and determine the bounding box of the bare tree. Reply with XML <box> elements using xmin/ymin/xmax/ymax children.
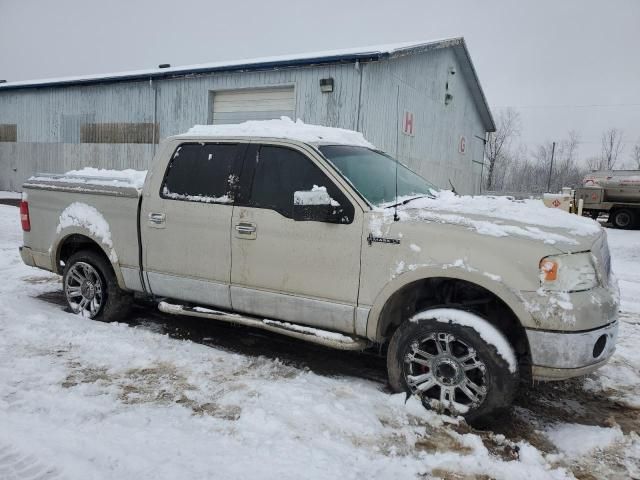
<box><xmin>600</xmin><ymin>128</ymin><xmax>624</xmax><ymax>170</ymax></box>
<box><xmin>631</xmin><ymin>141</ymin><xmax>640</xmax><ymax>169</ymax></box>
<box><xmin>485</xmin><ymin>108</ymin><xmax>521</xmax><ymax>190</ymax></box>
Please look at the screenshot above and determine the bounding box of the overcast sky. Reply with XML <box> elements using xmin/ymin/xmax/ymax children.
<box><xmin>1</xmin><ymin>0</ymin><xmax>639</xmax><ymax>162</ymax></box>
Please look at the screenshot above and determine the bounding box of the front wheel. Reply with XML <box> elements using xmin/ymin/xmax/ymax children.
<box><xmin>387</xmin><ymin>308</ymin><xmax>519</xmax><ymax>421</ymax></box>
<box><xmin>63</xmin><ymin>250</ymin><xmax>132</xmax><ymax>322</ymax></box>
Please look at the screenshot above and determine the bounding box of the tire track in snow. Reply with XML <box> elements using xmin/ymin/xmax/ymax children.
<box><xmin>0</xmin><ymin>444</ymin><xmax>62</xmax><ymax>480</ymax></box>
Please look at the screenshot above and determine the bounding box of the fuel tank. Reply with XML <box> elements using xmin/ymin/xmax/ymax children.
<box><xmin>583</xmin><ymin>170</ymin><xmax>640</xmax><ymax>202</ymax></box>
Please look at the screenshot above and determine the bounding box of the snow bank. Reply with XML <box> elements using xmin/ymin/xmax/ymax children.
<box><xmin>377</xmin><ymin>191</ymin><xmax>601</xmax><ymax>246</ymax></box>
<box><xmin>57</xmin><ymin>202</ymin><xmax>116</xmax><ymax>261</ymax></box>
<box><xmin>545</xmin><ymin>423</ymin><xmax>623</xmax><ymax>457</ymax></box>
<box><xmin>31</xmin><ymin>167</ymin><xmax>147</xmax><ymax>190</ymax></box>
<box><xmin>183</xmin><ymin>117</ymin><xmax>374</xmax><ymax>148</ymax></box>
<box><xmin>410</xmin><ymin>308</ymin><xmax>518</xmax><ymax>373</ymax></box>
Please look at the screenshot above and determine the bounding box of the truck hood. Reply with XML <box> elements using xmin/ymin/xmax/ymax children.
<box><xmin>379</xmin><ymin>191</ymin><xmax>603</xmax><ymax>253</ymax></box>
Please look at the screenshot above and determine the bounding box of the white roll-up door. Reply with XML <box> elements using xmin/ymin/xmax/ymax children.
<box><xmin>211</xmin><ymin>87</ymin><xmax>296</xmax><ymax>124</ymax></box>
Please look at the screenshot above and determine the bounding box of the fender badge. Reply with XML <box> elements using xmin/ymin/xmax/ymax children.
<box><xmin>367</xmin><ymin>233</ymin><xmax>401</xmax><ymax>246</ymax></box>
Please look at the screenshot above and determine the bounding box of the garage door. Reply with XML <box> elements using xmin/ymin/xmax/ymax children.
<box><xmin>211</xmin><ymin>87</ymin><xmax>296</xmax><ymax>124</ymax></box>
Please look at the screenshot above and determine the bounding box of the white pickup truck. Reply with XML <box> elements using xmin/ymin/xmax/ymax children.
<box><xmin>19</xmin><ymin>119</ymin><xmax>619</xmax><ymax>420</ymax></box>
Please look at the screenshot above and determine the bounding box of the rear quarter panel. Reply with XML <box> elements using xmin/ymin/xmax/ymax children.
<box><xmin>22</xmin><ymin>186</ymin><xmax>140</xmax><ymax>289</ymax></box>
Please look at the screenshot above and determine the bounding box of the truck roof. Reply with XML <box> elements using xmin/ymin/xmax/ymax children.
<box><xmin>174</xmin><ymin>118</ymin><xmax>375</xmax><ymax>148</ymax></box>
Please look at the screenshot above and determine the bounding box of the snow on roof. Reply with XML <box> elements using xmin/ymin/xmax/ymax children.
<box><xmin>181</xmin><ymin>117</ymin><xmax>375</xmax><ymax>148</ymax></box>
<box><xmin>0</xmin><ymin>38</ymin><xmax>462</xmax><ymax>90</ymax></box>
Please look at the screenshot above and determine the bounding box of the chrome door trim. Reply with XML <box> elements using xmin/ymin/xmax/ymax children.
<box><xmin>147</xmin><ymin>271</ymin><xmax>231</xmax><ymax>309</ymax></box>
<box><xmin>230</xmin><ymin>285</ymin><xmax>354</xmax><ymax>334</ymax></box>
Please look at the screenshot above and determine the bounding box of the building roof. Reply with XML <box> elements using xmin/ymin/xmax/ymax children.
<box><xmin>0</xmin><ymin>37</ymin><xmax>495</xmax><ymax>131</ymax></box>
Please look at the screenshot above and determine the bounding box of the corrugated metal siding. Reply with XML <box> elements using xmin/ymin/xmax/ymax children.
<box><xmin>0</xmin><ymin>52</ymin><xmax>486</xmax><ymax>193</ymax></box>
<box><xmin>358</xmin><ymin>49</ymin><xmax>486</xmax><ymax>194</ymax></box>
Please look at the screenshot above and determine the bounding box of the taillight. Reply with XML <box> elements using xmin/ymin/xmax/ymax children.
<box><xmin>20</xmin><ymin>200</ymin><xmax>31</xmax><ymax>231</ymax></box>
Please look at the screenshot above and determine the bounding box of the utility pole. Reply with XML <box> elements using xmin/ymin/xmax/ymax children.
<box><xmin>546</xmin><ymin>141</ymin><xmax>556</xmax><ymax>193</ymax></box>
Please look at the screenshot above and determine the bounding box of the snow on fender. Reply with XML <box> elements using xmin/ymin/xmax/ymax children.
<box><xmin>409</xmin><ymin>308</ymin><xmax>518</xmax><ymax>373</ymax></box>
<box><xmin>56</xmin><ymin>202</ymin><xmax>118</xmax><ymax>262</ymax></box>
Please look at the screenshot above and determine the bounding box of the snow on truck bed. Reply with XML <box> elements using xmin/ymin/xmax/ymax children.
<box><xmin>28</xmin><ymin>167</ymin><xmax>147</xmax><ymax>190</ymax></box>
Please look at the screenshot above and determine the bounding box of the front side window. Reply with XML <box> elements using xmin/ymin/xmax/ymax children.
<box><xmin>318</xmin><ymin>145</ymin><xmax>439</xmax><ymax>206</ymax></box>
<box><xmin>161</xmin><ymin>143</ymin><xmax>241</xmax><ymax>203</ymax></box>
<box><xmin>247</xmin><ymin>145</ymin><xmax>354</xmax><ymax>222</ymax></box>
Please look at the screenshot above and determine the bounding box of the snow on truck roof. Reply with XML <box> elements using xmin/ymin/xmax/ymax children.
<box><xmin>179</xmin><ymin>118</ymin><xmax>375</xmax><ymax>148</ymax></box>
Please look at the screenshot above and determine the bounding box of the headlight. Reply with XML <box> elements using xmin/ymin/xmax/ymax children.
<box><xmin>539</xmin><ymin>253</ymin><xmax>598</xmax><ymax>292</ymax></box>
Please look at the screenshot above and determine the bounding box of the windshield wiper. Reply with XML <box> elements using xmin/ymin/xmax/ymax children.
<box><xmin>384</xmin><ymin>195</ymin><xmax>431</xmax><ymax>209</ymax></box>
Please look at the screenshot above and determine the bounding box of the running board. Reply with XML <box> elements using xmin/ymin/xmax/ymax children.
<box><xmin>158</xmin><ymin>301</ymin><xmax>369</xmax><ymax>351</ymax></box>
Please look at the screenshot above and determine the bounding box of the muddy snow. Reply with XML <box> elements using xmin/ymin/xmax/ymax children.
<box><xmin>0</xmin><ymin>204</ymin><xmax>638</xmax><ymax>479</ymax></box>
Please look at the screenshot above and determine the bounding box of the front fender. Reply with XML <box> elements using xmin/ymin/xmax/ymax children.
<box><xmin>365</xmin><ymin>265</ymin><xmax>534</xmax><ymax>341</ymax></box>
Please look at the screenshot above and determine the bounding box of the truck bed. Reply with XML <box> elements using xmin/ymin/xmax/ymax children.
<box><xmin>21</xmin><ymin>170</ymin><xmax>146</xmax><ymax>291</ymax></box>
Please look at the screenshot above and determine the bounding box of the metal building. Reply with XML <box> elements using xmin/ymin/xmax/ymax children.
<box><xmin>0</xmin><ymin>37</ymin><xmax>495</xmax><ymax>193</ymax></box>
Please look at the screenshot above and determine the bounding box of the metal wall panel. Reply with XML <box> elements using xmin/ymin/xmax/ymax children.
<box><xmin>358</xmin><ymin>48</ymin><xmax>486</xmax><ymax>194</ymax></box>
<box><xmin>0</xmin><ymin>51</ymin><xmax>486</xmax><ymax>193</ymax></box>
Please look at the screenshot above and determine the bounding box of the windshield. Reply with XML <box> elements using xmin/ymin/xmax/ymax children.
<box><xmin>318</xmin><ymin>145</ymin><xmax>439</xmax><ymax>206</ymax></box>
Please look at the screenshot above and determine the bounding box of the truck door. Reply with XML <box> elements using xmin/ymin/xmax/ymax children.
<box><xmin>141</xmin><ymin>141</ymin><xmax>245</xmax><ymax>308</ymax></box>
<box><xmin>230</xmin><ymin>142</ymin><xmax>363</xmax><ymax>334</ymax></box>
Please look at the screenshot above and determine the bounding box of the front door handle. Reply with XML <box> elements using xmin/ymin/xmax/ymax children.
<box><xmin>235</xmin><ymin>223</ymin><xmax>256</xmax><ymax>234</ymax></box>
<box><xmin>234</xmin><ymin>222</ymin><xmax>257</xmax><ymax>239</ymax></box>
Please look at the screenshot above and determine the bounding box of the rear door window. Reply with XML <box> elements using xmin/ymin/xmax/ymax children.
<box><xmin>161</xmin><ymin>143</ymin><xmax>243</xmax><ymax>204</ymax></box>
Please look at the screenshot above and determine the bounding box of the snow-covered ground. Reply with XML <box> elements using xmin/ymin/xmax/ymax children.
<box><xmin>0</xmin><ymin>204</ymin><xmax>638</xmax><ymax>479</ymax></box>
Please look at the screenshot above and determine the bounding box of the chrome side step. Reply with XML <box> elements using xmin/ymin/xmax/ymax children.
<box><xmin>158</xmin><ymin>301</ymin><xmax>369</xmax><ymax>351</ymax></box>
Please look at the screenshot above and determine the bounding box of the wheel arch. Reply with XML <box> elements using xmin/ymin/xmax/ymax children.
<box><xmin>53</xmin><ymin>227</ymin><xmax>125</xmax><ymax>288</ymax></box>
<box><xmin>367</xmin><ymin>269</ymin><xmax>533</xmax><ymax>377</ymax></box>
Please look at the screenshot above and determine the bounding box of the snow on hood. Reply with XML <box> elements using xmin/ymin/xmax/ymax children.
<box><xmin>181</xmin><ymin>117</ymin><xmax>374</xmax><ymax>148</ymax></box>
<box><xmin>378</xmin><ymin>191</ymin><xmax>602</xmax><ymax>249</ymax></box>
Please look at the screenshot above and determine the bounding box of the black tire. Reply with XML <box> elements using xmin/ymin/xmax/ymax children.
<box><xmin>589</xmin><ymin>211</ymin><xmax>600</xmax><ymax>220</ymax></box>
<box><xmin>387</xmin><ymin>309</ymin><xmax>519</xmax><ymax>422</ymax></box>
<box><xmin>611</xmin><ymin>209</ymin><xmax>635</xmax><ymax>229</ymax></box>
<box><xmin>62</xmin><ymin>249</ymin><xmax>132</xmax><ymax>322</ymax></box>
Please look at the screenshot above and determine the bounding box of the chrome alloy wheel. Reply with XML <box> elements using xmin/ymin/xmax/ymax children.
<box><xmin>404</xmin><ymin>332</ymin><xmax>488</xmax><ymax>413</ymax></box>
<box><xmin>64</xmin><ymin>261</ymin><xmax>104</xmax><ymax>318</ymax></box>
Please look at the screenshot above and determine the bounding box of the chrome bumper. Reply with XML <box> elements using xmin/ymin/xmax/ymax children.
<box><xmin>527</xmin><ymin>320</ymin><xmax>618</xmax><ymax>381</ymax></box>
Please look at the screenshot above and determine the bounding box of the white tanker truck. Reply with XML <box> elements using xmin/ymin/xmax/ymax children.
<box><xmin>576</xmin><ymin>170</ymin><xmax>640</xmax><ymax>228</ymax></box>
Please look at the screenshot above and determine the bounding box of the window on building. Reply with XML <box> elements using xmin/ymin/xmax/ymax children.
<box><xmin>80</xmin><ymin>122</ymin><xmax>159</xmax><ymax>144</ymax></box>
<box><xmin>0</xmin><ymin>124</ymin><xmax>17</xmax><ymax>142</ymax></box>
<box><xmin>247</xmin><ymin>145</ymin><xmax>353</xmax><ymax>222</ymax></box>
<box><xmin>161</xmin><ymin>143</ymin><xmax>241</xmax><ymax>204</ymax></box>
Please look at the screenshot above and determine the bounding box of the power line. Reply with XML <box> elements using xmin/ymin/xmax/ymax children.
<box><xmin>493</xmin><ymin>102</ymin><xmax>640</xmax><ymax>109</ymax></box>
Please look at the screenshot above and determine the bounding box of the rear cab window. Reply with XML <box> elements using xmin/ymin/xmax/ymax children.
<box><xmin>161</xmin><ymin>143</ymin><xmax>244</xmax><ymax>204</ymax></box>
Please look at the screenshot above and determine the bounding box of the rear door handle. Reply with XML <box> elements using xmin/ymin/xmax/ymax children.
<box><xmin>148</xmin><ymin>212</ymin><xmax>166</xmax><ymax>228</ymax></box>
<box><xmin>234</xmin><ymin>222</ymin><xmax>257</xmax><ymax>239</ymax></box>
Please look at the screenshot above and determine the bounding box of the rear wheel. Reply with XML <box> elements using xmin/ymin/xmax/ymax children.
<box><xmin>63</xmin><ymin>250</ymin><xmax>132</xmax><ymax>322</ymax></box>
<box><xmin>387</xmin><ymin>309</ymin><xmax>519</xmax><ymax>421</ymax></box>
<box><xmin>611</xmin><ymin>209</ymin><xmax>635</xmax><ymax>229</ymax></box>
